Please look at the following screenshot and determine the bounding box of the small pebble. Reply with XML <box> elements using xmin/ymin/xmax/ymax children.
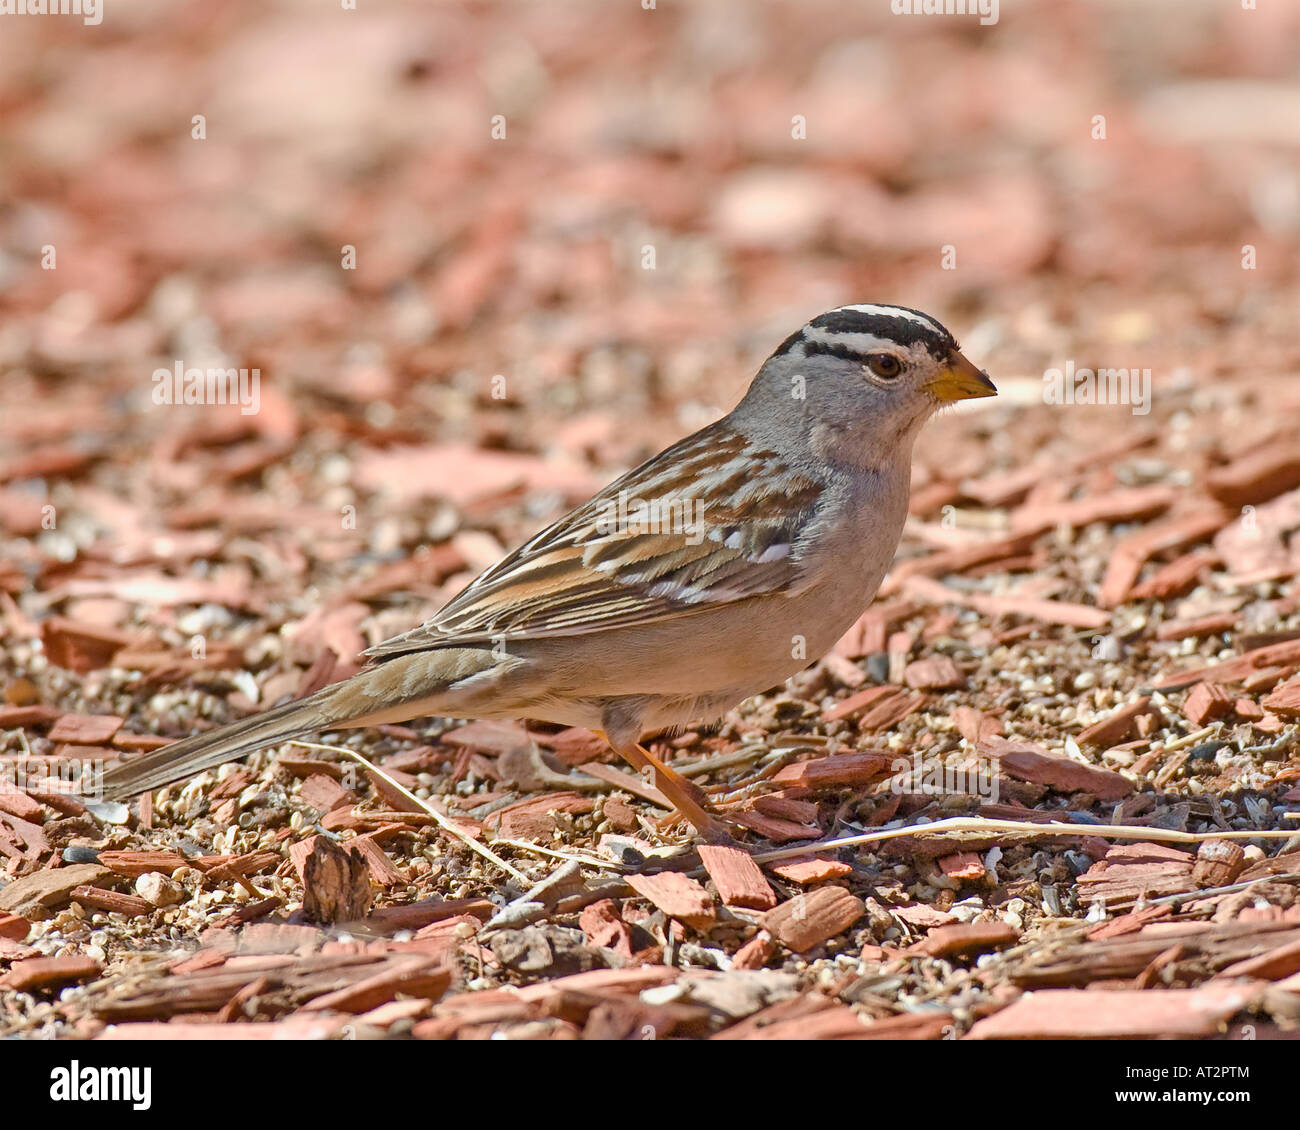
<box><xmin>135</xmin><ymin>873</ymin><xmax>184</xmax><ymax>908</ymax></box>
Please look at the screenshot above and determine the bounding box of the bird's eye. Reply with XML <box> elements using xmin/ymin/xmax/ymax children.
<box><xmin>865</xmin><ymin>354</ymin><xmax>902</xmax><ymax>379</ymax></box>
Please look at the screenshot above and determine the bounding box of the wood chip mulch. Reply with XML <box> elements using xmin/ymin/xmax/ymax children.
<box><xmin>3</xmin><ymin>1</ymin><xmax>1300</xmax><ymax>1041</ymax></box>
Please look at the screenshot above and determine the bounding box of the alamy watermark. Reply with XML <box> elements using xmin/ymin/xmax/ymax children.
<box><xmin>891</xmin><ymin>0</ymin><xmax>998</xmax><ymax>27</ymax></box>
<box><xmin>0</xmin><ymin>0</ymin><xmax>101</xmax><ymax>25</ymax></box>
<box><xmin>891</xmin><ymin>751</ymin><xmax>999</xmax><ymax>802</ymax></box>
<box><xmin>152</xmin><ymin>361</ymin><xmax>261</xmax><ymax>416</ymax></box>
<box><xmin>1043</xmin><ymin>360</ymin><xmax>1151</xmax><ymax>416</ymax></box>
<box><xmin>1</xmin><ymin>757</ymin><xmax>103</xmax><ymax>800</ymax></box>
<box><xmin>593</xmin><ymin>490</ymin><xmax>706</xmax><ymax>546</ymax></box>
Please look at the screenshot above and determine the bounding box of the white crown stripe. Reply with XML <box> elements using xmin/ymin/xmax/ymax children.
<box><xmin>801</xmin><ymin>327</ymin><xmax>897</xmax><ymax>353</ymax></box>
<box><xmin>832</xmin><ymin>303</ymin><xmax>947</xmax><ymax>338</ymax></box>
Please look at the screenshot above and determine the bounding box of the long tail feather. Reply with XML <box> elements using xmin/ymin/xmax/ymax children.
<box><xmin>99</xmin><ymin>685</ymin><xmax>342</xmax><ymax>801</ymax></box>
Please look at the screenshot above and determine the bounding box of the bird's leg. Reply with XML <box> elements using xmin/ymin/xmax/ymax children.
<box><xmin>598</xmin><ymin>730</ymin><xmax>732</xmax><ymax>842</ymax></box>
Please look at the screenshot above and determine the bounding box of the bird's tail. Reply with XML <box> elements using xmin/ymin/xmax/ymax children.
<box><xmin>100</xmin><ymin>682</ymin><xmax>353</xmax><ymax>801</ymax></box>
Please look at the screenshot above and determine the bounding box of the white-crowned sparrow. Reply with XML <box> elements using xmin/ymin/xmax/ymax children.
<box><xmin>101</xmin><ymin>304</ymin><xmax>996</xmax><ymax>839</ymax></box>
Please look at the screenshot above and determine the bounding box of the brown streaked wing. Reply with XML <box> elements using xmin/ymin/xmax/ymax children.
<box><xmin>362</xmin><ymin>420</ymin><xmax>824</xmax><ymax>659</ymax></box>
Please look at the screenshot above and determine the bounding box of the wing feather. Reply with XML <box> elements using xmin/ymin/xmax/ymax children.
<box><xmin>362</xmin><ymin>421</ymin><xmax>825</xmax><ymax>660</ymax></box>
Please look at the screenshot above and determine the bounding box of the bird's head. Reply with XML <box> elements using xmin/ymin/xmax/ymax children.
<box><xmin>739</xmin><ymin>303</ymin><xmax>997</xmax><ymax>470</ymax></box>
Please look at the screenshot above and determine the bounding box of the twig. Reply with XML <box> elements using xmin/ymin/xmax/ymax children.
<box><xmin>749</xmin><ymin>815</ymin><xmax>1300</xmax><ymax>864</ymax></box>
<box><xmin>492</xmin><ymin>838</ymin><xmax>626</xmax><ymax>870</ymax></box>
<box><xmin>287</xmin><ymin>740</ymin><xmax>529</xmax><ymax>885</ymax></box>
<box><xmin>1144</xmin><ymin>872</ymin><xmax>1300</xmax><ymax>908</ymax></box>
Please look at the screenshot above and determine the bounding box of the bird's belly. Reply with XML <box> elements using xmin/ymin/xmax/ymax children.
<box><xmin>514</xmin><ymin>583</ymin><xmax>876</xmax><ymax>702</ymax></box>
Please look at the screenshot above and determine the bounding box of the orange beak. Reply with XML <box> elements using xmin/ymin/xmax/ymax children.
<box><xmin>927</xmin><ymin>349</ymin><xmax>998</xmax><ymax>402</ymax></box>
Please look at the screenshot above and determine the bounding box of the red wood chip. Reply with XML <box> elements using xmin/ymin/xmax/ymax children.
<box><xmin>0</xmin><ymin>705</ymin><xmax>60</xmax><ymax>728</ymax></box>
<box><xmin>1183</xmin><ymin>681</ymin><xmax>1234</xmax><ymax>727</ymax></box>
<box><xmin>1074</xmin><ymin>696</ymin><xmax>1153</xmax><ymax>747</ymax></box>
<box><xmin>916</xmin><ymin>921</ymin><xmax>1018</xmax><ymax>958</ymax></box>
<box><xmin>0</xmin><ymin>955</ymin><xmax>102</xmax><ymax>992</ymax></box>
<box><xmin>982</xmin><ymin>737</ymin><xmax>1132</xmax><ymax>801</ymax></box>
<box><xmin>820</xmin><ymin>684</ymin><xmax>897</xmax><ymax>722</ymax></box>
<box><xmin>698</xmin><ymin>844</ymin><xmax>777</xmax><ymax>910</ymax></box>
<box><xmin>489</xmin><ymin>791</ymin><xmax>594</xmax><ymax>839</ymax></box>
<box><xmin>903</xmin><ymin>656</ymin><xmax>965</xmax><ymax>690</ymax></box>
<box><xmin>46</xmin><ymin>713</ymin><xmax>124</xmax><ymax>744</ymax></box>
<box><xmin>730</xmin><ymin>930</ymin><xmax>776</xmax><ymax>971</ymax></box>
<box><xmin>301</xmin><ymin>956</ymin><xmax>451</xmax><ymax>1014</ymax></box>
<box><xmin>0</xmin><ymin>913</ymin><xmax>32</xmax><ymax>942</ymax></box>
<box><xmin>98</xmin><ymin>850</ymin><xmax>187</xmax><ymax>878</ymax></box>
<box><xmin>936</xmin><ymin>851</ymin><xmax>987</xmax><ymax>881</ymax></box>
<box><xmin>626</xmin><ymin>872</ymin><xmax>716</xmax><ymax>929</ymax></box>
<box><xmin>1216</xmin><ymin>937</ymin><xmax>1300</xmax><ymax>981</ymax></box>
<box><xmin>39</xmin><ymin>618</ymin><xmax>131</xmax><ymax>674</ymax></box>
<box><xmin>768</xmin><ymin>856</ymin><xmax>853</xmax><ymax>884</ymax></box>
<box><xmin>297</xmin><ymin>773</ymin><xmax>355</xmax><ymax>814</ymax></box>
<box><xmin>771</xmin><ymin>750</ymin><xmax>895</xmax><ymax>790</ymax></box>
<box><xmin>100</xmin><ymin>1017</ymin><xmax>346</xmax><ymax>1041</ymax></box>
<box><xmin>1204</xmin><ymin>442</ymin><xmax>1300</xmax><ymax>509</ymax></box>
<box><xmin>349</xmin><ymin>835</ymin><xmax>409</xmax><ymax>887</ymax></box>
<box><xmin>1262</xmin><ymin>677</ymin><xmax>1300</xmax><ymax>719</ymax></box>
<box><xmin>578</xmin><ymin>898</ymin><xmax>635</xmax><ymax>957</ymax></box>
<box><xmin>951</xmin><ymin>705</ymin><xmax>1004</xmax><ymax>745</ymax></box>
<box><xmin>967</xmin><ymin>984</ymin><xmax>1261</xmax><ymax>1039</ymax></box>
<box><xmin>763</xmin><ymin>886</ymin><xmax>864</xmax><ymax>952</ymax></box>
<box><xmin>0</xmin><ymin>786</ymin><xmax>44</xmax><ymax>822</ymax></box>
<box><xmin>1155</xmin><ymin>612</ymin><xmax>1238</xmax><ymax>642</ymax></box>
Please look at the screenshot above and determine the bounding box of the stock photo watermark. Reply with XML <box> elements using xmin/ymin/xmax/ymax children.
<box><xmin>1</xmin><ymin>757</ymin><xmax>103</xmax><ymax>800</ymax></box>
<box><xmin>891</xmin><ymin>752</ymin><xmax>999</xmax><ymax>802</ymax></box>
<box><xmin>891</xmin><ymin>0</ymin><xmax>998</xmax><ymax>27</ymax></box>
<box><xmin>0</xmin><ymin>0</ymin><xmax>101</xmax><ymax>25</ymax></box>
<box><xmin>151</xmin><ymin>361</ymin><xmax>261</xmax><ymax>415</ymax></box>
<box><xmin>1042</xmin><ymin>360</ymin><xmax>1151</xmax><ymax>416</ymax></box>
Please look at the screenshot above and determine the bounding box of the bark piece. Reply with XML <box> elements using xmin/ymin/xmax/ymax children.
<box><xmin>489</xmin><ymin>792</ymin><xmax>594</xmax><ymax>839</ymax></box>
<box><xmin>40</xmin><ymin>618</ymin><xmax>131</xmax><ymax>674</ymax></box>
<box><xmin>967</xmin><ymin>984</ymin><xmax>1261</xmax><ymax>1039</ymax></box>
<box><xmin>903</xmin><ymin>656</ymin><xmax>965</xmax><ymax>690</ymax></box>
<box><xmin>1217</xmin><ymin>938</ymin><xmax>1300</xmax><ymax>981</ymax></box>
<box><xmin>1263</xmin><ymin>678</ymin><xmax>1300</xmax><ymax>719</ymax></box>
<box><xmin>771</xmin><ymin>750</ymin><xmax>894</xmax><ymax>790</ymax></box>
<box><xmin>0</xmin><ymin>786</ymin><xmax>44</xmax><ymax>822</ymax></box>
<box><xmin>0</xmin><ymin>913</ymin><xmax>31</xmax><ymax>941</ymax></box>
<box><xmin>1192</xmin><ymin>840</ymin><xmax>1246</xmax><ymax>888</ymax></box>
<box><xmin>578</xmin><ymin>899</ymin><xmax>635</xmax><ymax>957</ymax></box>
<box><xmin>349</xmin><ymin>835</ymin><xmax>408</xmax><ymax>887</ymax></box>
<box><xmin>298</xmin><ymin>773</ymin><xmax>355</xmax><ymax>814</ymax></box>
<box><xmin>1129</xmin><ymin>547</ymin><xmax>1220</xmax><ymax>601</ymax></box>
<box><xmin>952</xmin><ymin>706</ymin><xmax>1004</xmax><ymax>745</ymax></box>
<box><xmin>626</xmin><ymin>872</ymin><xmax>716</xmax><ymax>930</ymax></box>
<box><xmin>0</xmin><ymin>864</ymin><xmax>112</xmax><ymax>915</ymax></box>
<box><xmin>698</xmin><ymin>844</ymin><xmax>777</xmax><ymax>910</ymax></box>
<box><xmin>917</xmin><ymin>921</ymin><xmax>1018</xmax><ymax>958</ymax></box>
<box><xmin>768</xmin><ymin>856</ymin><xmax>853</xmax><ymax>884</ymax></box>
<box><xmin>0</xmin><ymin>955</ymin><xmax>102</xmax><ymax>992</ymax></box>
<box><xmin>1205</xmin><ymin>442</ymin><xmax>1300</xmax><ymax>509</ymax></box>
<box><xmin>1099</xmin><ymin>507</ymin><xmax>1225</xmax><ymax>608</ymax></box>
<box><xmin>936</xmin><ymin>851</ymin><xmax>987</xmax><ymax>882</ymax></box>
<box><xmin>1183</xmin><ymin>682</ymin><xmax>1233</xmax><ymax>726</ymax></box>
<box><xmin>1075</xmin><ymin>696</ymin><xmax>1153</xmax><ymax>747</ymax></box>
<box><xmin>47</xmin><ymin>713</ymin><xmax>124</xmax><ymax>744</ymax></box>
<box><xmin>763</xmin><ymin>887</ymin><xmax>864</xmax><ymax>952</ymax></box>
<box><xmin>821</xmin><ymin>685</ymin><xmax>897</xmax><ymax>723</ymax></box>
<box><xmin>294</xmin><ymin>835</ymin><xmax>372</xmax><ymax>925</ymax></box>
<box><xmin>301</xmin><ymin>956</ymin><xmax>450</xmax><ymax>1013</ymax></box>
<box><xmin>983</xmin><ymin>737</ymin><xmax>1132</xmax><ymax>801</ymax></box>
<box><xmin>1155</xmin><ymin>612</ymin><xmax>1237</xmax><ymax>642</ymax></box>
<box><xmin>98</xmin><ymin>851</ymin><xmax>187</xmax><ymax>878</ymax></box>
<box><xmin>70</xmin><ymin>885</ymin><xmax>153</xmax><ymax>917</ymax></box>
